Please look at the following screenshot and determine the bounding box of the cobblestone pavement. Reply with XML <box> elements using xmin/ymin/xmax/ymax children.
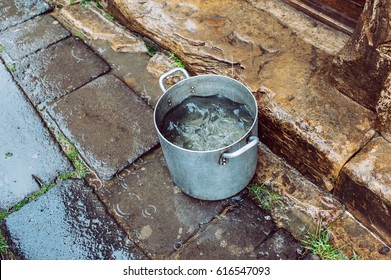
<box><xmin>0</xmin><ymin>0</ymin><xmax>306</xmax><ymax>260</ymax></box>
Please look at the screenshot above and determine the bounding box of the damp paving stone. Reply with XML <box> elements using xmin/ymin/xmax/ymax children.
<box><xmin>0</xmin><ymin>15</ymin><xmax>70</xmax><ymax>61</ymax></box>
<box><xmin>94</xmin><ymin>148</ymin><xmax>226</xmax><ymax>258</ymax></box>
<box><xmin>2</xmin><ymin>180</ymin><xmax>147</xmax><ymax>260</ymax></box>
<box><xmin>179</xmin><ymin>198</ymin><xmax>276</xmax><ymax>259</ymax></box>
<box><xmin>254</xmin><ymin>228</ymin><xmax>304</xmax><ymax>260</ymax></box>
<box><xmin>0</xmin><ymin>0</ymin><xmax>51</xmax><ymax>32</ymax></box>
<box><xmin>0</xmin><ymin>61</ymin><xmax>72</xmax><ymax>211</ymax></box>
<box><xmin>48</xmin><ymin>74</ymin><xmax>158</xmax><ymax>180</ymax></box>
<box><xmin>13</xmin><ymin>36</ymin><xmax>110</xmax><ymax>105</ymax></box>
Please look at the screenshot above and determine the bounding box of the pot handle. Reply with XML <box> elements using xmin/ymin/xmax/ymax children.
<box><xmin>159</xmin><ymin>67</ymin><xmax>190</xmax><ymax>93</ymax></box>
<box><xmin>220</xmin><ymin>136</ymin><xmax>259</xmax><ymax>165</ymax></box>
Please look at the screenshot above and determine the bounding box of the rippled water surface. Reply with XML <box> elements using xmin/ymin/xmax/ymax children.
<box><xmin>161</xmin><ymin>95</ymin><xmax>254</xmax><ymax>151</ymax></box>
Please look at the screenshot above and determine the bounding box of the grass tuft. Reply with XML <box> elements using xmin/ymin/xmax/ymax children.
<box><xmin>301</xmin><ymin>223</ymin><xmax>359</xmax><ymax>260</ymax></box>
<box><xmin>247</xmin><ymin>183</ymin><xmax>283</xmax><ymax>211</ymax></box>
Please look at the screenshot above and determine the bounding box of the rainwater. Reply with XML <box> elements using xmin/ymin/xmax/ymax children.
<box><xmin>160</xmin><ymin>94</ymin><xmax>254</xmax><ymax>151</ymax></box>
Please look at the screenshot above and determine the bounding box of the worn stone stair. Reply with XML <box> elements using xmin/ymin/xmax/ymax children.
<box><xmin>100</xmin><ymin>0</ymin><xmax>391</xmax><ymax>249</ymax></box>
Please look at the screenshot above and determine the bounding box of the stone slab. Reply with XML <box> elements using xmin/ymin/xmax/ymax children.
<box><xmin>328</xmin><ymin>212</ymin><xmax>390</xmax><ymax>260</ymax></box>
<box><xmin>179</xmin><ymin>198</ymin><xmax>276</xmax><ymax>259</ymax></box>
<box><xmin>254</xmin><ymin>228</ymin><xmax>304</xmax><ymax>260</ymax></box>
<box><xmin>13</xmin><ymin>36</ymin><xmax>110</xmax><ymax>105</ymax></box>
<box><xmin>48</xmin><ymin>74</ymin><xmax>158</xmax><ymax>180</ymax></box>
<box><xmin>257</xmin><ymin>70</ymin><xmax>376</xmax><ymax>191</ymax></box>
<box><xmin>94</xmin><ymin>148</ymin><xmax>226</xmax><ymax>258</ymax></box>
<box><xmin>59</xmin><ymin>4</ymin><xmax>147</xmax><ymax>53</ymax></box>
<box><xmin>0</xmin><ymin>61</ymin><xmax>72</xmax><ymax>210</ymax></box>
<box><xmin>0</xmin><ymin>15</ymin><xmax>70</xmax><ymax>61</ymax></box>
<box><xmin>54</xmin><ymin>4</ymin><xmax>162</xmax><ymax>107</ymax></box>
<box><xmin>2</xmin><ymin>180</ymin><xmax>147</xmax><ymax>260</ymax></box>
<box><xmin>334</xmin><ymin>136</ymin><xmax>391</xmax><ymax>245</ymax></box>
<box><xmin>0</xmin><ymin>0</ymin><xmax>51</xmax><ymax>32</ymax></box>
<box><xmin>255</xmin><ymin>142</ymin><xmax>344</xmax><ymax>238</ymax></box>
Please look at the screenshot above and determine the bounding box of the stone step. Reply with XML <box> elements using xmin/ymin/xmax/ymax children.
<box><xmin>255</xmin><ymin>142</ymin><xmax>390</xmax><ymax>259</ymax></box>
<box><xmin>334</xmin><ymin>136</ymin><xmax>391</xmax><ymax>245</ymax></box>
<box><xmin>255</xmin><ymin>142</ymin><xmax>345</xmax><ymax>237</ymax></box>
<box><xmin>256</xmin><ymin>62</ymin><xmax>376</xmax><ymax>192</ymax></box>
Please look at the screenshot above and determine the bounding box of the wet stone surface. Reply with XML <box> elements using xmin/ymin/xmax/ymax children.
<box><xmin>255</xmin><ymin>142</ymin><xmax>344</xmax><ymax>237</ymax></box>
<box><xmin>257</xmin><ymin>72</ymin><xmax>376</xmax><ymax>191</ymax></box>
<box><xmin>0</xmin><ymin>61</ymin><xmax>72</xmax><ymax>210</ymax></box>
<box><xmin>0</xmin><ymin>14</ymin><xmax>70</xmax><ymax>61</ymax></box>
<box><xmin>328</xmin><ymin>212</ymin><xmax>391</xmax><ymax>260</ymax></box>
<box><xmin>94</xmin><ymin>148</ymin><xmax>226</xmax><ymax>258</ymax></box>
<box><xmin>1</xmin><ymin>180</ymin><xmax>147</xmax><ymax>260</ymax></box>
<box><xmin>335</xmin><ymin>136</ymin><xmax>391</xmax><ymax>245</ymax></box>
<box><xmin>48</xmin><ymin>74</ymin><xmax>158</xmax><ymax>180</ymax></box>
<box><xmin>0</xmin><ymin>0</ymin><xmax>51</xmax><ymax>32</ymax></box>
<box><xmin>13</xmin><ymin>36</ymin><xmax>110</xmax><ymax>105</ymax></box>
<box><xmin>179</xmin><ymin>198</ymin><xmax>276</xmax><ymax>260</ymax></box>
<box><xmin>54</xmin><ymin>4</ymin><xmax>163</xmax><ymax>107</ymax></box>
<box><xmin>255</xmin><ymin>228</ymin><xmax>304</xmax><ymax>260</ymax></box>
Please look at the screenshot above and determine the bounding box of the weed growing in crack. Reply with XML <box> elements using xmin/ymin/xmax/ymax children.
<box><xmin>0</xmin><ymin>181</ymin><xmax>56</xmax><ymax>221</ymax></box>
<box><xmin>168</xmin><ymin>51</ymin><xmax>186</xmax><ymax>68</ymax></box>
<box><xmin>301</xmin><ymin>223</ymin><xmax>359</xmax><ymax>260</ymax></box>
<box><xmin>0</xmin><ymin>230</ymin><xmax>9</xmax><ymax>255</ymax></box>
<box><xmin>57</xmin><ymin>133</ymin><xmax>90</xmax><ymax>179</ymax></box>
<box><xmin>146</xmin><ymin>43</ymin><xmax>158</xmax><ymax>57</ymax></box>
<box><xmin>247</xmin><ymin>183</ymin><xmax>283</xmax><ymax>211</ymax></box>
<box><xmin>7</xmin><ymin>63</ymin><xmax>17</xmax><ymax>73</ymax></box>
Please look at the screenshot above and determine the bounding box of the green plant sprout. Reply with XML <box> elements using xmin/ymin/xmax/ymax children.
<box><xmin>247</xmin><ymin>183</ymin><xmax>283</xmax><ymax>211</ymax></box>
<box><xmin>57</xmin><ymin>133</ymin><xmax>90</xmax><ymax>179</ymax></box>
<box><xmin>301</xmin><ymin>223</ymin><xmax>359</xmax><ymax>260</ymax></box>
<box><xmin>168</xmin><ymin>51</ymin><xmax>186</xmax><ymax>68</ymax></box>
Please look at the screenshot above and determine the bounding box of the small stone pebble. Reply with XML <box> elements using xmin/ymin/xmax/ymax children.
<box><xmin>378</xmin><ymin>246</ymin><xmax>390</xmax><ymax>255</ymax></box>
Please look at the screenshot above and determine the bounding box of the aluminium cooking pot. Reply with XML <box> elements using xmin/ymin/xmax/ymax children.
<box><xmin>154</xmin><ymin>68</ymin><xmax>259</xmax><ymax>200</ymax></box>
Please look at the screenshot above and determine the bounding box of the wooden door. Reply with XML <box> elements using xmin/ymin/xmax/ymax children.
<box><xmin>282</xmin><ymin>0</ymin><xmax>366</xmax><ymax>34</ymax></box>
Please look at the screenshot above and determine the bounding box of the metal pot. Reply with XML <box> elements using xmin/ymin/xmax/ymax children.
<box><xmin>154</xmin><ymin>68</ymin><xmax>259</xmax><ymax>200</ymax></box>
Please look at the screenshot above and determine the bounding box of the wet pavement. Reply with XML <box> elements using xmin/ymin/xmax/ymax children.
<box><xmin>0</xmin><ymin>62</ymin><xmax>72</xmax><ymax>210</ymax></box>
<box><xmin>0</xmin><ymin>0</ymin><xmax>390</xmax><ymax>260</ymax></box>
